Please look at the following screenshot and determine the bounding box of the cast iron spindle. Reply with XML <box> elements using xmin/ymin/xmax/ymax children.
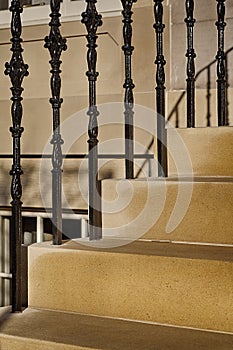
<box><xmin>185</xmin><ymin>0</ymin><xmax>196</xmax><ymax>128</ymax></box>
<box><xmin>5</xmin><ymin>0</ymin><xmax>29</xmax><ymax>312</ymax></box>
<box><xmin>153</xmin><ymin>0</ymin><xmax>167</xmax><ymax>177</ymax></box>
<box><xmin>206</xmin><ymin>67</ymin><xmax>211</xmax><ymax>127</ymax></box>
<box><xmin>121</xmin><ymin>0</ymin><xmax>137</xmax><ymax>179</ymax></box>
<box><xmin>44</xmin><ymin>0</ymin><xmax>67</xmax><ymax>245</ymax></box>
<box><xmin>216</xmin><ymin>0</ymin><xmax>227</xmax><ymax>126</ymax></box>
<box><xmin>225</xmin><ymin>53</ymin><xmax>229</xmax><ymax>125</ymax></box>
<box><xmin>82</xmin><ymin>0</ymin><xmax>102</xmax><ymax>240</ymax></box>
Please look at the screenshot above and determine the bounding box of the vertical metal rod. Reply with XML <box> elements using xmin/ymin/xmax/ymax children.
<box><xmin>206</xmin><ymin>66</ymin><xmax>211</xmax><ymax>127</ymax></box>
<box><xmin>216</xmin><ymin>0</ymin><xmax>227</xmax><ymax>126</ymax></box>
<box><xmin>4</xmin><ymin>0</ymin><xmax>29</xmax><ymax>312</ymax></box>
<box><xmin>185</xmin><ymin>0</ymin><xmax>196</xmax><ymax>128</ymax></box>
<box><xmin>82</xmin><ymin>0</ymin><xmax>102</xmax><ymax>240</ymax></box>
<box><xmin>121</xmin><ymin>0</ymin><xmax>137</xmax><ymax>179</ymax></box>
<box><xmin>225</xmin><ymin>53</ymin><xmax>229</xmax><ymax>125</ymax></box>
<box><xmin>44</xmin><ymin>0</ymin><xmax>67</xmax><ymax>245</ymax></box>
<box><xmin>153</xmin><ymin>0</ymin><xmax>168</xmax><ymax>177</ymax></box>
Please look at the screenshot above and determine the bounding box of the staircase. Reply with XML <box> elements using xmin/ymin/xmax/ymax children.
<box><xmin>1</xmin><ymin>126</ymin><xmax>233</xmax><ymax>349</ymax></box>
<box><xmin>1</xmin><ymin>0</ymin><xmax>233</xmax><ymax>348</ymax></box>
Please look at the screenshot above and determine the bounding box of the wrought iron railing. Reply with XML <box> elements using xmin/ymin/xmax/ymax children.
<box><xmin>167</xmin><ymin>46</ymin><xmax>233</xmax><ymax>128</ymax></box>
<box><xmin>5</xmin><ymin>0</ymin><xmax>29</xmax><ymax>312</ymax></box>
<box><xmin>2</xmin><ymin>0</ymin><xmax>230</xmax><ymax>312</ymax></box>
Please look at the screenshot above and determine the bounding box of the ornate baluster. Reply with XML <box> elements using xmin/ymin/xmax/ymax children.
<box><xmin>4</xmin><ymin>0</ymin><xmax>29</xmax><ymax>312</ymax></box>
<box><xmin>153</xmin><ymin>0</ymin><xmax>167</xmax><ymax>177</ymax></box>
<box><xmin>44</xmin><ymin>0</ymin><xmax>67</xmax><ymax>245</ymax></box>
<box><xmin>185</xmin><ymin>0</ymin><xmax>196</xmax><ymax>128</ymax></box>
<box><xmin>121</xmin><ymin>0</ymin><xmax>137</xmax><ymax>179</ymax></box>
<box><xmin>82</xmin><ymin>0</ymin><xmax>102</xmax><ymax>240</ymax></box>
<box><xmin>216</xmin><ymin>0</ymin><xmax>227</xmax><ymax>126</ymax></box>
<box><xmin>206</xmin><ymin>66</ymin><xmax>211</xmax><ymax>127</ymax></box>
<box><xmin>225</xmin><ymin>53</ymin><xmax>229</xmax><ymax>125</ymax></box>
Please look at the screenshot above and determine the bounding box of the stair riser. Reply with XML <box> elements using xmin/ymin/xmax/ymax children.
<box><xmin>167</xmin><ymin>127</ymin><xmax>233</xmax><ymax>177</ymax></box>
<box><xmin>102</xmin><ymin>179</ymin><xmax>233</xmax><ymax>244</ymax></box>
<box><xmin>29</xmin><ymin>245</ymin><xmax>233</xmax><ymax>333</ymax></box>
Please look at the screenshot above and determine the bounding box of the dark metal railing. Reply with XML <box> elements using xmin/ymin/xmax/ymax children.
<box><xmin>44</xmin><ymin>0</ymin><xmax>67</xmax><ymax>245</ymax></box>
<box><xmin>81</xmin><ymin>0</ymin><xmax>102</xmax><ymax>241</ymax></box>
<box><xmin>153</xmin><ymin>0</ymin><xmax>167</xmax><ymax>177</ymax></box>
<box><xmin>216</xmin><ymin>0</ymin><xmax>227</xmax><ymax>126</ymax></box>
<box><xmin>185</xmin><ymin>0</ymin><xmax>196</xmax><ymax>128</ymax></box>
<box><xmin>167</xmin><ymin>46</ymin><xmax>233</xmax><ymax>127</ymax></box>
<box><xmin>121</xmin><ymin>0</ymin><xmax>137</xmax><ymax>179</ymax></box>
<box><xmin>5</xmin><ymin>0</ymin><xmax>29</xmax><ymax>313</ymax></box>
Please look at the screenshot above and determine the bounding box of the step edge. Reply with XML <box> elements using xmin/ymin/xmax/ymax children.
<box><xmin>0</xmin><ymin>333</ymin><xmax>87</xmax><ymax>350</ymax></box>
<box><xmin>28</xmin><ymin>307</ymin><xmax>233</xmax><ymax>337</ymax></box>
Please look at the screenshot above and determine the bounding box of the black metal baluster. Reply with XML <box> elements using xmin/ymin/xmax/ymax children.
<box><xmin>216</xmin><ymin>0</ymin><xmax>227</xmax><ymax>126</ymax></box>
<box><xmin>82</xmin><ymin>0</ymin><xmax>102</xmax><ymax>240</ymax></box>
<box><xmin>185</xmin><ymin>0</ymin><xmax>196</xmax><ymax>128</ymax></box>
<box><xmin>44</xmin><ymin>0</ymin><xmax>67</xmax><ymax>245</ymax></box>
<box><xmin>4</xmin><ymin>0</ymin><xmax>29</xmax><ymax>312</ymax></box>
<box><xmin>225</xmin><ymin>53</ymin><xmax>229</xmax><ymax>125</ymax></box>
<box><xmin>153</xmin><ymin>0</ymin><xmax>167</xmax><ymax>177</ymax></box>
<box><xmin>206</xmin><ymin>66</ymin><xmax>211</xmax><ymax>127</ymax></box>
<box><xmin>121</xmin><ymin>0</ymin><xmax>137</xmax><ymax>179</ymax></box>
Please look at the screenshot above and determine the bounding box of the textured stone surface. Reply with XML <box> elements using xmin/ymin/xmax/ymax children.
<box><xmin>28</xmin><ymin>241</ymin><xmax>233</xmax><ymax>332</ymax></box>
<box><xmin>102</xmin><ymin>177</ymin><xmax>233</xmax><ymax>244</ymax></box>
<box><xmin>167</xmin><ymin>127</ymin><xmax>233</xmax><ymax>176</ymax></box>
<box><xmin>1</xmin><ymin>307</ymin><xmax>233</xmax><ymax>350</ymax></box>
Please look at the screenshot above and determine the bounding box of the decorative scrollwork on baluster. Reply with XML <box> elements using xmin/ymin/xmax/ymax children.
<box><xmin>121</xmin><ymin>0</ymin><xmax>137</xmax><ymax>179</ymax></box>
<box><xmin>4</xmin><ymin>0</ymin><xmax>29</xmax><ymax>313</ymax></box>
<box><xmin>153</xmin><ymin>0</ymin><xmax>167</xmax><ymax>177</ymax></box>
<box><xmin>82</xmin><ymin>0</ymin><xmax>102</xmax><ymax>240</ymax></box>
<box><xmin>44</xmin><ymin>0</ymin><xmax>67</xmax><ymax>245</ymax></box>
<box><xmin>185</xmin><ymin>0</ymin><xmax>196</xmax><ymax>128</ymax></box>
<box><xmin>216</xmin><ymin>0</ymin><xmax>227</xmax><ymax>126</ymax></box>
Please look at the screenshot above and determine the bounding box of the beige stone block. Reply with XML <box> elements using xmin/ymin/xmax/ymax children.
<box><xmin>28</xmin><ymin>241</ymin><xmax>233</xmax><ymax>332</ymax></box>
<box><xmin>0</xmin><ymin>22</ymin><xmax>123</xmax><ymax>101</ymax></box>
<box><xmin>0</xmin><ymin>157</ymin><xmax>89</xmax><ymax>209</ymax></box>
<box><xmin>168</xmin><ymin>126</ymin><xmax>233</xmax><ymax>176</ymax></box>
<box><xmin>170</xmin><ymin>0</ymin><xmax>233</xmax><ymax>24</ymax></box>
<box><xmin>102</xmin><ymin>178</ymin><xmax>233</xmax><ymax>244</ymax></box>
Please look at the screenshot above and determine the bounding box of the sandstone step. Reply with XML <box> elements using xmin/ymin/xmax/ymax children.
<box><xmin>1</xmin><ymin>307</ymin><xmax>233</xmax><ymax>350</ymax></box>
<box><xmin>28</xmin><ymin>240</ymin><xmax>233</xmax><ymax>333</ymax></box>
<box><xmin>167</xmin><ymin>126</ymin><xmax>233</xmax><ymax>177</ymax></box>
<box><xmin>102</xmin><ymin>177</ymin><xmax>233</xmax><ymax>244</ymax></box>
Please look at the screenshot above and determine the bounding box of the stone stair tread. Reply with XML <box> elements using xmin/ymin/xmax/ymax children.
<box><xmin>35</xmin><ymin>239</ymin><xmax>233</xmax><ymax>263</ymax></box>
<box><xmin>0</xmin><ymin>307</ymin><xmax>233</xmax><ymax>350</ymax></box>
